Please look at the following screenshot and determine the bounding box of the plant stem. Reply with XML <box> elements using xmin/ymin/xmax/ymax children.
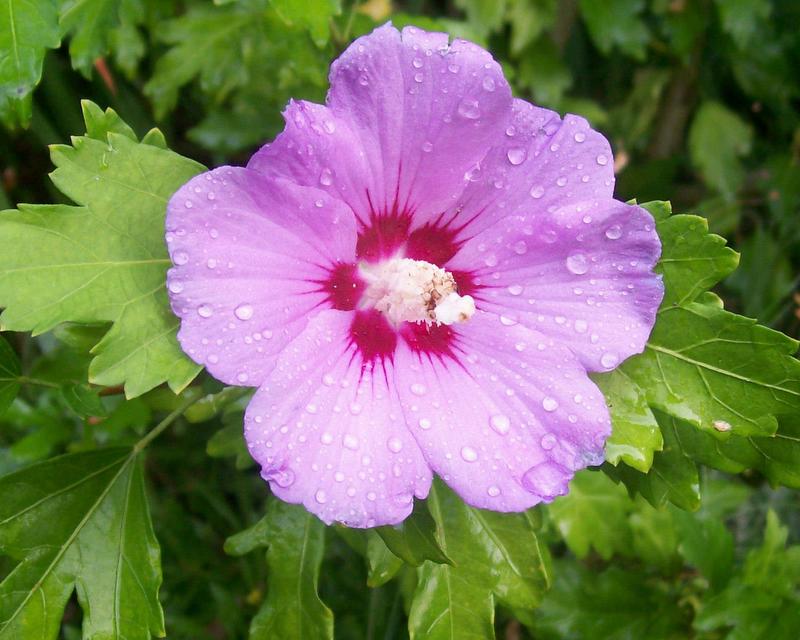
<box><xmin>134</xmin><ymin>393</ymin><xmax>204</xmax><ymax>453</ymax></box>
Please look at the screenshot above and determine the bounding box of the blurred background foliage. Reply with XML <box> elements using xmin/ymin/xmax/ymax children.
<box><xmin>1</xmin><ymin>0</ymin><xmax>798</xmax><ymax>639</ymax></box>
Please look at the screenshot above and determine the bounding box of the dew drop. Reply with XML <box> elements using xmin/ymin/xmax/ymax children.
<box><xmin>490</xmin><ymin>414</ymin><xmax>510</xmax><ymax>435</ymax></box>
<box><xmin>414</xmin><ymin>72</ymin><xmax>424</xmax><ymax>83</ymax></box>
<box><xmin>197</xmin><ymin>304</ymin><xmax>213</xmax><ymax>318</ymax></box>
<box><xmin>482</xmin><ymin>76</ymin><xmax>496</xmax><ymax>91</ymax></box>
<box><xmin>184</xmin><ymin>200</ymin><xmax>193</xmax><ymax>209</ymax></box>
<box><xmin>387</xmin><ymin>437</ymin><xmax>403</xmax><ymax>453</ymax></box>
<box><xmin>419</xmin><ymin>417</ymin><xmax>432</xmax><ymax>430</ymax></box>
<box><xmin>530</xmin><ymin>185</ymin><xmax>545</xmax><ymax>199</ymax></box>
<box><xmin>314</xmin><ymin>199</ymin><xmax>324</xmax><ymax>208</ymax></box>
<box><xmin>596</xmin><ymin>154</ymin><xmax>609</xmax><ymax>166</ymax></box>
<box><xmin>540</xmin><ymin>433</ymin><xmax>557</xmax><ymax>450</ymax></box>
<box><xmin>574</xmin><ymin>319</ymin><xmax>588</xmax><ymax>333</ymax></box>
<box><xmin>358</xmin><ymin>74</ymin><xmax>369</xmax><ymax>86</ymax></box>
<box><xmin>422</xmin><ymin>141</ymin><xmax>433</xmax><ymax>152</ymax></box>
<box><xmin>574</xmin><ymin>131</ymin><xmax>586</xmax><ymax>142</ymax></box>
<box><xmin>487</xmin><ymin>485</ymin><xmax>501</xmax><ymax>497</ymax></box>
<box><xmin>410</xmin><ymin>383</ymin><xmax>427</xmax><ymax>396</ymax></box>
<box><xmin>556</xmin><ymin>176</ymin><xmax>567</xmax><ymax>187</ymax></box>
<box><xmin>343</xmin><ymin>434</ymin><xmax>359</xmax><ymax>450</ymax></box>
<box><xmin>168</xmin><ymin>281</ymin><xmax>184</xmax><ymax>294</ymax></box>
<box><xmin>457</xmin><ymin>98</ymin><xmax>481</xmax><ymax>119</ymax></box>
<box><xmin>271</xmin><ymin>469</ymin><xmax>295</xmax><ymax>488</ymax></box>
<box><xmin>566</xmin><ymin>252</ymin><xmax>589</xmax><ymax>275</ymax></box>
<box><xmin>460</xmin><ymin>446</ymin><xmax>478</xmax><ymax>462</ymax></box>
<box><xmin>507</xmin><ymin>284</ymin><xmax>523</xmax><ymax>296</ymax></box>
<box><xmin>601</xmin><ymin>352</ymin><xmax>619</xmax><ymax>369</ymax></box>
<box><xmin>234</xmin><ymin>304</ymin><xmax>254</xmax><ymax>320</ymax></box>
<box><xmin>315</xmin><ymin>489</ymin><xmax>327</xmax><ymax>504</ymax></box>
<box><xmin>605</xmin><ymin>224</ymin><xmax>622</xmax><ymax>240</ymax></box>
<box><xmin>321</xmin><ymin>432</ymin><xmax>333</xmax><ymax>444</ymax></box>
<box><xmin>237</xmin><ymin>372</ymin><xmax>249</xmax><ymax>383</ymax></box>
<box><xmin>499</xmin><ymin>315</ymin><xmax>518</xmax><ymax>326</ymax></box>
<box><xmin>507</xmin><ymin>147</ymin><xmax>526</xmax><ymax>165</ymax></box>
<box><xmin>319</xmin><ymin>168</ymin><xmax>333</xmax><ymax>186</ymax></box>
<box><xmin>173</xmin><ymin>251</ymin><xmax>189</xmax><ymax>266</ymax></box>
<box><xmin>513</xmin><ymin>240</ymin><xmax>528</xmax><ymax>255</ymax></box>
<box><xmin>412</xmin><ymin>57</ymin><xmax>423</xmax><ymax>68</ymax></box>
<box><xmin>542</xmin><ymin>397</ymin><xmax>559</xmax><ymax>412</ymax></box>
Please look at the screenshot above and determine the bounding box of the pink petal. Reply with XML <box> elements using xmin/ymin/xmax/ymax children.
<box><xmin>393</xmin><ymin>311</ymin><xmax>610</xmax><ymax>509</ymax></box>
<box><xmin>429</xmin><ymin>98</ymin><xmax>616</xmax><ymax>236</ymax></box>
<box><xmin>166</xmin><ymin>166</ymin><xmax>357</xmax><ymax>387</ymax></box>
<box><xmin>449</xmin><ymin>198</ymin><xmax>663</xmax><ymax>372</ymax></box>
<box><xmin>245</xmin><ymin>310</ymin><xmax>432</xmax><ymax>527</ymax></box>
<box><xmin>248</xmin><ymin>24</ymin><xmax>512</xmax><ymax>223</ymax></box>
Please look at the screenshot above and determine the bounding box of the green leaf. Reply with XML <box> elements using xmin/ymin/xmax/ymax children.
<box><xmin>694</xmin><ymin>510</ymin><xmax>800</xmax><ymax>640</ymax></box>
<box><xmin>225</xmin><ymin>499</ymin><xmax>333</xmax><ymax>640</ymax></box>
<box><xmin>654</xmin><ymin>212</ymin><xmax>739</xmax><ymax>308</ymax></box>
<box><xmin>593</xmin><ymin>368</ymin><xmax>662</xmax><ymax>472</ymax></box>
<box><xmin>0</xmin><ymin>0</ymin><xmax>61</xmax><ymax>127</ymax></box>
<box><xmin>376</xmin><ymin>500</ymin><xmax>451</xmax><ymax>567</ymax></box>
<box><xmin>366</xmin><ymin>532</ymin><xmax>403</xmax><ymax>588</ymax></box>
<box><xmin>531</xmin><ymin>561</ymin><xmax>686</xmax><ymax>639</ymax></box>
<box><xmin>206</xmin><ymin>423</ymin><xmax>253</xmax><ymax>470</ymax></box>
<box><xmin>688</xmin><ymin>101</ymin><xmax>753</xmax><ymax>199</ymax></box>
<box><xmin>58</xmin><ymin>0</ymin><xmax>125</xmax><ymax>75</ymax></box>
<box><xmin>408</xmin><ymin>481</ymin><xmax>549</xmax><ymax>639</ymax></box>
<box><xmin>0</xmin><ymin>447</ymin><xmax>164</xmax><ymax>639</ymax></box>
<box><xmin>547</xmin><ymin>471</ymin><xmax>633</xmax><ymax>560</ymax></box>
<box><xmin>507</xmin><ymin>0</ymin><xmax>557</xmax><ymax>55</ymax></box>
<box><xmin>609</xmin><ymin>411</ymin><xmax>701</xmax><ymax>511</ymax></box>
<box><xmin>713</xmin><ymin>0</ymin><xmax>771</xmax><ymax>48</ymax></box>
<box><xmin>270</xmin><ymin>0</ymin><xmax>341</xmax><ymax>46</ymax></box>
<box><xmin>145</xmin><ymin>4</ymin><xmax>264</xmax><ymax>119</ymax></box>
<box><xmin>59</xmin><ymin>381</ymin><xmax>107</xmax><ymax>418</ymax></box>
<box><xmin>0</xmin><ymin>102</ymin><xmax>204</xmax><ymax>398</ymax></box>
<box><xmin>0</xmin><ymin>334</ymin><xmax>20</xmax><ymax>416</ymax></box>
<box><xmin>623</xmin><ymin>302</ymin><xmax>800</xmax><ymax>438</ymax></box>
<box><xmin>578</xmin><ymin>0</ymin><xmax>650</xmax><ymax>59</ymax></box>
<box><xmin>454</xmin><ymin>0</ymin><xmax>507</xmax><ymax>36</ymax></box>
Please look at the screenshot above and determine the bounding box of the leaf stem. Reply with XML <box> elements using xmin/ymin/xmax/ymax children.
<box><xmin>133</xmin><ymin>392</ymin><xmax>204</xmax><ymax>453</ymax></box>
<box><xmin>15</xmin><ymin>375</ymin><xmax>61</xmax><ymax>389</ymax></box>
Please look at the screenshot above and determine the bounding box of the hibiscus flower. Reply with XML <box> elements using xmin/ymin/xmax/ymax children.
<box><xmin>165</xmin><ymin>24</ymin><xmax>663</xmax><ymax>527</ymax></box>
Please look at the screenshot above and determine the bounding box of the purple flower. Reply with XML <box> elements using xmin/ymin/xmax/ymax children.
<box><xmin>165</xmin><ymin>24</ymin><xmax>663</xmax><ymax>528</ymax></box>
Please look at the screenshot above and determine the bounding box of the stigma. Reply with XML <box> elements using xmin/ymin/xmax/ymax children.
<box><xmin>359</xmin><ymin>257</ymin><xmax>476</xmax><ymax>326</ymax></box>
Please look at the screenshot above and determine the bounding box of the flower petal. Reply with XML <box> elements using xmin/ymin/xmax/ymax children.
<box><xmin>449</xmin><ymin>198</ymin><xmax>663</xmax><ymax>372</ymax></box>
<box><xmin>248</xmin><ymin>24</ymin><xmax>512</xmax><ymax>223</ymax></box>
<box><xmin>393</xmin><ymin>311</ymin><xmax>610</xmax><ymax>510</ymax></box>
<box><xmin>431</xmin><ymin>98</ymin><xmax>615</xmax><ymax>236</ymax></box>
<box><xmin>166</xmin><ymin>166</ymin><xmax>357</xmax><ymax>387</ymax></box>
<box><xmin>245</xmin><ymin>310</ymin><xmax>433</xmax><ymax>527</ymax></box>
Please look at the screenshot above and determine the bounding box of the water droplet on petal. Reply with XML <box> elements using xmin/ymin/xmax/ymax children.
<box><xmin>500</xmin><ymin>315</ymin><xmax>518</xmax><ymax>326</ymax></box>
<box><xmin>343</xmin><ymin>434</ymin><xmax>359</xmax><ymax>449</ymax></box>
<box><xmin>601</xmin><ymin>352</ymin><xmax>619</xmax><ymax>369</ymax></box>
<box><xmin>418</xmin><ymin>417</ymin><xmax>432</xmax><ymax>430</ymax></box>
<box><xmin>507</xmin><ymin>147</ymin><xmax>526</xmax><ymax>165</ymax></box>
<box><xmin>173</xmin><ymin>251</ymin><xmax>189</xmax><ymax>266</ymax></box>
<box><xmin>530</xmin><ymin>185</ymin><xmax>545</xmax><ymax>199</ymax></box>
<box><xmin>387</xmin><ymin>437</ymin><xmax>403</xmax><ymax>453</ymax></box>
<box><xmin>540</xmin><ymin>433</ymin><xmax>557</xmax><ymax>450</ymax></box>
<box><xmin>414</xmin><ymin>72</ymin><xmax>424</xmax><ymax>83</ymax></box>
<box><xmin>457</xmin><ymin>98</ymin><xmax>481</xmax><ymax>119</ymax></box>
<box><xmin>168</xmin><ymin>281</ymin><xmax>184</xmax><ymax>294</ymax></box>
<box><xmin>460</xmin><ymin>446</ymin><xmax>478</xmax><ymax>462</ymax></box>
<box><xmin>412</xmin><ymin>57</ymin><xmax>423</xmax><ymax>68</ymax></box>
<box><xmin>507</xmin><ymin>284</ymin><xmax>523</xmax><ymax>296</ymax></box>
<box><xmin>490</xmin><ymin>414</ymin><xmax>510</xmax><ymax>435</ymax></box>
<box><xmin>270</xmin><ymin>469</ymin><xmax>295</xmax><ymax>488</ymax></box>
<box><xmin>197</xmin><ymin>304</ymin><xmax>213</xmax><ymax>318</ymax></box>
<box><xmin>321</xmin><ymin>432</ymin><xmax>334</xmax><ymax>444</ymax></box>
<box><xmin>605</xmin><ymin>224</ymin><xmax>622</xmax><ymax>240</ymax></box>
<box><xmin>482</xmin><ymin>76</ymin><xmax>496</xmax><ymax>91</ymax></box>
<box><xmin>574</xmin><ymin>319</ymin><xmax>588</xmax><ymax>333</ymax></box>
<box><xmin>521</xmin><ymin>461</ymin><xmax>569</xmax><ymax>498</ymax></box>
<box><xmin>574</xmin><ymin>131</ymin><xmax>586</xmax><ymax>142</ymax></box>
<box><xmin>422</xmin><ymin>141</ymin><xmax>433</xmax><ymax>152</ymax></box>
<box><xmin>566</xmin><ymin>252</ymin><xmax>589</xmax><ymax>275</ymax></box>
<box><xmin>237</xmin><ymin>372</ymin><xmax>249</xmax><ymax>383</ymax></box>
<box><xmin>410</xmin><ymin>383</ymin><xmax>427</xmax><ymax>396</ymax></box>
<box><xmin>542</xmin><ymin>397</ymin><xmax>558</xmax><ymax>412</ymax></box>
<box><xmin>556</xmin><ymin>176</ymin><xmax>567</xmax><ymax>187</ymax></box>
<box><xmin>315</xmin><ymin>489</ymin><xmax>327</xmax><ymax>504</ymax></box>
<box><xmin>234</xmin><ymin>304</ymin><xmax>254</xmax><ymax>320</ymax></box>
<box><xmin>513</xmin><ymin>240</ymin><xmax>528</xmax><ymax>255</ymax></box>
<box><xmin>319</xmin><ymin>168</ymin><xmax>333</xmax><ymax>186</ymax></box>
<box><xmin>596</xmin><ymin>154</ymin><xmax>609</xmax><ymax>166</ymax></box>
<box><xmin>487</xmin><ymin>485</ymin><xmax>501</xmax><ymax>497</ymax></box>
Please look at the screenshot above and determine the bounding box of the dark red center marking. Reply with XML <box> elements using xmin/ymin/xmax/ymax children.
<box><xmin>319</xmin><ymin>211</ymin><xmax>483</xmax><ymax>367</ymax></box>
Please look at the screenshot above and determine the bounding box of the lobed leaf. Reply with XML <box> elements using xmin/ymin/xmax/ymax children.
<box><xmin>225</xmin><ymin>499</ymin><xmax>333</xmax><ymax>640</ymax></box>
<box><xmin>0</xmin><ymin>102</ymin><xmax>204</xmax><ymax>397</ymax></box>
<box><xmin>0</xmin><ymin>447</ymin><xmax>164</xmax><ymax>639</ymax></box>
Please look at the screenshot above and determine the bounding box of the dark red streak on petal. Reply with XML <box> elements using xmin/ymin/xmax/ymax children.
<box><xmin>449</xmin><ymin>269</ymin><xmax>481</xmax><ymax>298</ymax></box>
<box><xmin>356</xmin><ymin>212</ymin><xmax>411</xmax><ymax>262</ymax></box>
<box><xmin>400</xmin><ymin>322</ymin><xmax>461</xmax><ymax>364</ymax></box>
<box><xmin>317</xmin><ymin>262</ymin><xmax>365</xmax><ymax>311</ymax></box>
<box><xmin>348</xmin><ymin>310</ymin><xmax>397</xmax><ymax>366</ymax></box>
<box><xmin>405</xmin><ymin>222</ymin><xmax>462</xmax><ymax>265</ymax></box>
